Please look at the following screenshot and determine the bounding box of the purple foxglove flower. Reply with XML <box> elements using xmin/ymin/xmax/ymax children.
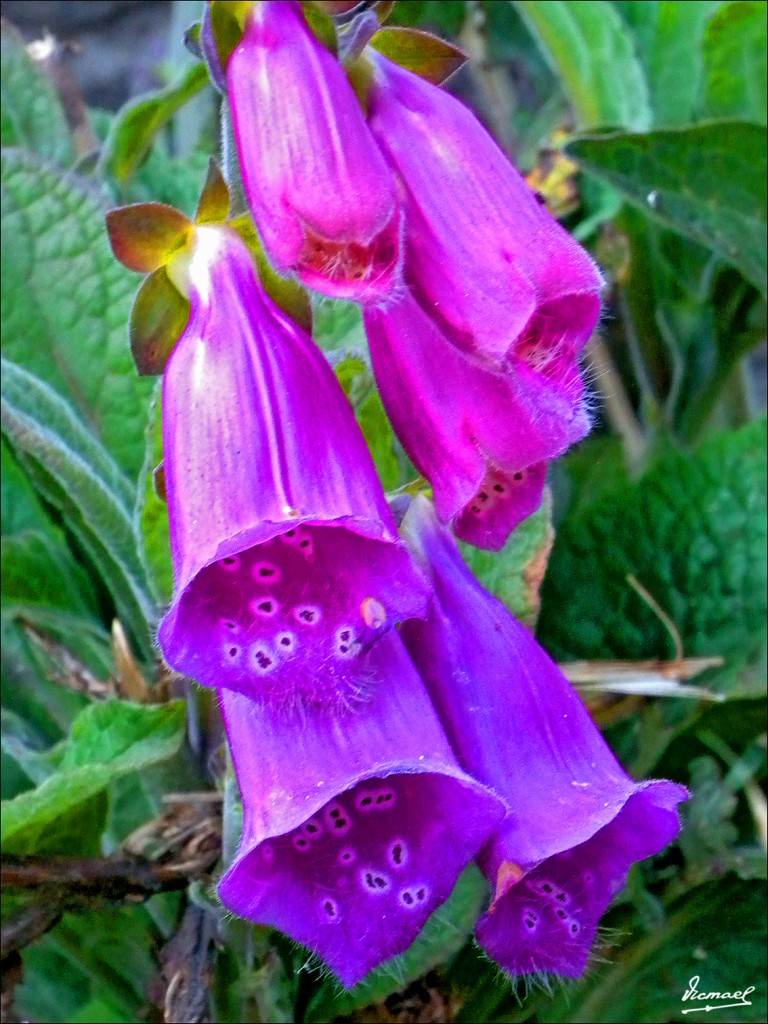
<box><xmin>364</xmin><ymin>290</ymin><xmax>588</xmax><ymax>550</ymax></box>
<box><xmin>217</xmin><ymin>631</ymin><xmax>505</xmax><ymax>987</ymax></box>
<box><xmin>227</xmin><ymin>1</ymin><xmax>402</xmax><ymax>302</ymax></box>
<box><xmin>157</xmin><ymin>225</ymin><xmax>428</xmax><ymax>704</ymax></box>
<box><xmin>400</xmin><ymin>497</ymin><xmax>688</xmax><ymax>979</ymax></box>
<box><xmin>366</xmin><ymin>53</ymin><xmax>602</xmax><ymax>368</ymax></box>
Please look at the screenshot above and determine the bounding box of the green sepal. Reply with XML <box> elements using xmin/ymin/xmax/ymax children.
<box><xmin>106</xmin><ymin>203</ymin><xmax>194</xmax><ymax>275</ymax></box>
<box><xmin>195</xmin><ymin>157</ymin><xmax>231</xmax><ymax>225</ymax></box>
<box><xmin>208</xmin><ymin>0</ymin><xmax>253</xmax><ymax>73</ymax></box>
<box><xmin>301</xmin><ymin>1</ymin><xmax>339</xmax><ymax>56</ymax></box>
<box><xmin>129</xmin><ymin>266</ymin><xmax>191</xmax><ymax>377</ymax></box>
<box><xmin>369</xmin><ymin>26</ymin><xmax>467</xmax><ymax>84</ymax></box>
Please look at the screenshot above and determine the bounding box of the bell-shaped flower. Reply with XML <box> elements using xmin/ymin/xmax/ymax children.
<box><xmin>217</xmin><ymin>631</ymin><xmax>505</xmax><ymax>987</ymax></box>
<box><xmin>227</xmin><ymin>1</ymin><xmax>402</xmax><ymax>302</ymax></box>
<box><xmin>157</xmin><ymin>225</ymin><xmax>428</xmax><ymax>704</ymax></box>
<box><xmin>364</xmin><ymin>291</ymin><xmax>589</xmax><ymax>550</ymax></box>
<box><xmin>366</xmin><ymin>52</ymin><xmax>602</xmax><ymax>368</ymax></box>
<box><xmin>400</xmin><ymin>497</ymin><xmax>688</xmax><ymax>979</ymax></box>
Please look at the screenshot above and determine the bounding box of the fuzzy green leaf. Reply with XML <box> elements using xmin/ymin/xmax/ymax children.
<box><xmin>0</xmin><ymin>700</ymin><xmax>186</xmax><ymax>855</ymax></box>
<box><xmin>0</xmin><ymin>149</ymin><xmax>155</xmax><ymax>481</ymax></box>
<box><xmin>0</xmin><ymin>21</ymin><xmax>73</xmax><ymax>163</ymax></box>
<box><xmin>538</xmin><ymin>419</ymin><xmax>767</xmax><ymax>695</ymax></box>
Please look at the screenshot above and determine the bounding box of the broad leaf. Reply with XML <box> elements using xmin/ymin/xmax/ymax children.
<box><xmin>566</xmin><ymin>121</ymin><xmax>767</xmax><ymax>290</ymax></box>
<box><xmin>0</xmin><ymin>149</ymin><xmax>155</xmax><ymax>481</ymax></box>
<box><xmin>514</xmin><ymin>0</ymin><xmax>651</xmax><ymax>129</ymax></box>
<box><xmin>538</xmin><ymin>419</ymin><xmax>767</xmax><ymax>695</ymax></box>
<box><xmin>703</xmin><ymin>0</ymin><xmax>767</xmax><ymax>123</ymax></box>
<box><xmin>0</xmin><ymin>21</ymin><xmax>73</xmax><ymax>164</ymax></box>
<box><xmin>0</xmin><ymin>699</ymin><xmax>186</xmax><ymax>855</ymax></box>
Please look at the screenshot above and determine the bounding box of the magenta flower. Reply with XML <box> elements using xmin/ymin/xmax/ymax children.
<box><xmin>364</xmin><ymin>291</ymin><xmax>589</xmax><ymax>550</ymax></box>
<box><xmin>400</xmin><ymin>498</ymin><xmax>688</xmax><ymax>978</ymax></box>
<box><xmin>227</xmin><ymin>1</ymin><xmax>401</xmax><ymax>302</ymax></box>
<box><xmin>366</xmin><ymin>52</ymin><xmax>602</xmax><ymax>368</ymax></box>
<box><xmin>217</xmin><ymin>631</ymin><xmax>505</xmax><ymax>987</ymax></box>
<box><xmin>157</xmin><ymin>226</ymin><xmax>428</xmax><ymax>704</ymax></box>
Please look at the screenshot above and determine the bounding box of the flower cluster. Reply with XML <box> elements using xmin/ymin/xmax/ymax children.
<box><xmin>109</xmin><ymin>0</ymin><xmax>685</xmax><ymax>990</ymax></box>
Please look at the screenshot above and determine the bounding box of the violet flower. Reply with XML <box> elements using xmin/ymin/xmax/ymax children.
<box><xmin>217</xmin><ymin>631</ymin><xmax>505</xmax><ymax>987</ymax></box>
<box><xmin>366</xmin><ymin>52</ymin><xmax>602</xmax><ymax>368</ymax></box>
<box><xmin>227</xmin><ymin>1</ymin><xmax>402</xmax><ymax>302</ymax></box>
<box><xmin>364</xmin><ymin>291</ymin><xmax>589</xmax><ymax>550</ymax></box>
<box><xmin>400</xmin><ymin>497</ymin><xmax>688</xmax><ymax>978</ymax></box>
<box><xmin>158</xmin><ymin>225</ymin><xmax>428</xmax><ymax>704</ymax></box>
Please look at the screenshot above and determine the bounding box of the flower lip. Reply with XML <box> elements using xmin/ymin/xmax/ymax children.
<box><xmin>217</xmin><ymin>633</ymin><xmax>505</xmax><ymax>987</ymax></box>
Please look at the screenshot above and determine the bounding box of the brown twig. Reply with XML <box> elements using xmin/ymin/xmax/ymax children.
<box><xmin>149</xmin><ymin>904</ymin><xmax>215</xmax><ymax>1024</ymax></box>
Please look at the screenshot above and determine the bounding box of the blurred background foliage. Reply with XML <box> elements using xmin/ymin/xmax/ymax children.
<box><xmin>0</xmin><ymin>1</ymin><xmax>765</xmax><ymax>1022</ymax></box>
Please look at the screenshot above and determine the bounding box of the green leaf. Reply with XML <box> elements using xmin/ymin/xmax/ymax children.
<box><xmin>16</xmin><ymin>902</ymin><xmax>163</xmax><ymax>1024</ymax></box>
<box><xmin>538</xmin><ymin>419</ymin><xmax>767</xmax><ymax>695</ymax></box>
<box><xmin>0</xmin><ymin>21</ymin><xmax>74</xmax><ymax>164</ymax></box>
<box><xmin>305</xmin><ymin>866</ymin><xmax>489</xmax><ymax>1021</ymax></box>
<box><xmin>514</xmin><ymin>0</ymin><xmax>651</xmax><ymax>129</ymax></box>
<box><xmin>615</xmin><ymin>1</ymin><xmax>724</xmax><ymax>126</ymax></box>
<box><xmin>1</xmin><ymin>359</ymin><xmax>156</xmax><ymax>658</ymax></box>
<box><xmin>0</xmin><ymin>149</ymin><xmax>155</xmax><ymax>481</ymax></box>
<box><xmin>539</xmin><ymin>875</ymin><xmax>767</xmax><ymax>1023</ymax></box>
<box><xmin>462</xmin><ymin>489</ymin><xmax>554</xmax><ymax>628</ymax></box>
<box><xmin>565</xmin><ymin>121</ymin><xmax>768</xmax><ymax>290</ymax></box>
<box><xmin>703</xmin><ymin>1</ymin><xmax>768</xmax><ymax>124</ymax></box>
<box><xmin>101</xmin><ymin>63</ymin><xmax>211</xmax><ymax>183</ymax></box>
<box><xmin>0</xmin><ymin>700</ymin><xmax>186</xmax><ymax>855</ymax></box>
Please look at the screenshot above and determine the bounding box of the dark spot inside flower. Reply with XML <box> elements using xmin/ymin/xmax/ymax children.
<box><xmin>471</xmin><ymin>505</ymin><xmax>481</xmax><ymax>514</ymax></box>
<box><xmin>402</xmin><ymin>891</ymin><xmax>414</xmax><ymax>906</ymax></box>
<box><xmin>416</xmin><ymin>887</ymin><xmax>426</xmax><ymax>901</ymax></box>
<box><xmin>556</xmin><ymin>908</ymin><xmax>567</xmax><ymax>919</ymax></box>
<box><xmin>583</xmin><ymin>872</ymin><xmax>593</xmax><ymax>883</ymax></box>
<box><xmin>555</xmin><ymin>891</ymin><xmax>568</xmax><ymax>903</ymax></box>
<box><xmin>380</xmin><ymin>792</ymin><xmax>393</xmax><ymax>803</ymax></box>
<box><xmin>339</xmin><ymin>644</ymin><xmax>349</xmax><ymax>654</ymax></box>
<box><xmin>493</xmin><ymin>484</ymin><xmax>505</xmax><ymax>493</ymax></box>
<box><xmin>306</xmin><ymin>824</ymin><xmax>318</xmax><ymax>834</ymax></box>
<box><xmin>523</xmin><ymin>910</ymin><xmax>539</xmax><ymax>930</ymax></box>
<box><xmin>365</xmin><ymin>872</ymin><xmax>388</xmax><ymax>891</ymax></box>
<box><xmin>223</xmin><ymin>556</ymin><xmax>236</xmax><ymax>565</ymax></box>
<box><xmin>259</xmin><ymin>567</ymin><xmax>275</xmax><ymax>578</ymax></box>
<box><xmin>478</xmin><ymin>491</ymin><xmax>489</xmax><ymax>502</ymax></box>
<box><xmin>334</xmin><ymin>817</ymin><xmax>348</xmax><ymax>830</ymax></box>
<box><xmin>534</xmin><ymin>191</ymin><xmax>547</xmax><ymax>205</ymax></box>
<box><xmin>295</xmin><ymin>838</ymin><xmax>308</xmax><ymax>849</ymax></box>
<box><xmin>258</xmin><ymin>601</ymin><xmax>273</xmax><ymax>614</ymax></box>
<box><xmin>299</xmin><ymin>609</ymin><xmax>316</xmax><ymax>623</ymax></box>
<box><xmin>330</xmin><ymin>808</ymin><xmax>341</xmax><ymax>819</ymax></box>
<box><xmin>392</xmin><ymin>844</ymin><xmax>403</xmax><ymax>865</ymax></box>
<box><xmin>228</xmin><ymin>647</ymin><xmax>238</xmax><ymax>658</ymax></box>
<box><xmin>361</xmin><ymin>796</ymin><xmax>372</xmax><ymax>807</ymax></box>
<box><xmin>513</xmin><ymin>472</ymin><xmax>524</xmax><ymax>481</ymax></box>
<box><xmin>255</xmin><ymin>651</ymin><xmax>273</xmax><ymax>670</ymax></box>
<box><xmin>299</xmin><ymin>539</ymin><xmax>310</xmax><ymax>549</ymax></box>
<box><xmin>323</xmin><ymin>899</ymin><xmax>338</xmax><ymax>919</ymax></box>
<box><xmin>280</xmin><ymin>636</ymin><xmax>292</xmax><ymax>647</ymax></box>
<box><xmin>570</xmin><ymin>921</ymin><xmax>580</xmax><ymax>934</ymax></box>
<box><xmin>341</xmin><ymin>851</ymin><xmax>353</xmax><ymax>862</ymax></box>
<box><xmin>541</xmin><ymin>883</ymin><xmax>553</xmax><ymax>893</ymax></box>
<box><xmin>285</xmin><ymin>530</ymin><xmax>295</xmax><ymax>538</ymax></box>
<box><xmin>225</xmin><ymin>621</ymin><xmax>237</xmax><ymax>631</ymax></box>
<box><xmin>339</xmin><ymin>630</ymin><xmax>351</xmax><ymax>642</ymax></box>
